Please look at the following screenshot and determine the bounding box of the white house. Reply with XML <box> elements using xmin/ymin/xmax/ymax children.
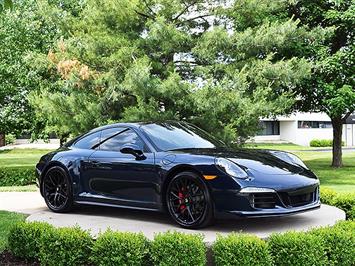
<box><xmin>254</xmin><ymin>112</ymin><xmax>355</xmax><ymax>147</ymax></box>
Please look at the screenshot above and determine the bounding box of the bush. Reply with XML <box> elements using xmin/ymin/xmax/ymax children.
<box><xmin>150</xmin><ymin>231</ymin><xmax>206</xmax><ymax>266</ymax></box>
<box><xmin>320</xmin><ymin>187</ymin><xmax>337</xmax><ymax>204</ymax></box>
<box><xmin>39</xmin><ymin>226</ymin><xmax>93</xmax><ymax>266</ymax></box>
<box><xmin>310</xmin><ymin>139</ymin><xmax>344</xmax><ymax>147</ymax></box>
<box><xmin>8</xmin><ymin>222</ymin><xmax>53</xmax><ymax>260</ymax></box>
<box><xmin>213</xmin><ymin>233</ymin><xmax>272</xmax><ymax>266</ymax></box>
<box><xmin>0</xmin><ymin>166</ymin><xmax>36</xmax><ymax>186</ymax></box>
<box><xmin>268</xmin><ymin>231</ymin><xmax>327</xmax><ymax>266</ymax></box>
<box><xmin>91</xmin><ymin>230</ymin><xmax>150</xmax><ymax>266</ymax></box>
<box><xmin>311</xmin><ymin>225</ymin><xmax>355</xmax><ymax>266</ymax></box>
<box><xmin>5</xmin><ymin>134</ymin><xmax>16</xmax><ymax>145</ymax></box>
<box><xmin>321</xmin><ymin>188</ymin><xmax>355</xmax><ymax>220</ymax></box>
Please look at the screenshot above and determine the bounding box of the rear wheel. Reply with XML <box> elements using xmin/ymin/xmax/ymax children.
<box><xmin>166</xmin><ymin>171</ymin><xmax>214</xmax><ymax>229</ymax></box>
<box><xmin>42</xmin><ymin>166</ymin><xmax>73</xmax><ymax>213</ymax></box>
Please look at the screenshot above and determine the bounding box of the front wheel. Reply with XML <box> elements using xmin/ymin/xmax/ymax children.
<box><xmin>166</xmin><ymin>171</ymin><xmax>214</xmax><ymax>229</ymax></box>
<box><xmin>42</xmin><ymin>166</ymin><xmax>73</xmax><ymax>213</ymax></box>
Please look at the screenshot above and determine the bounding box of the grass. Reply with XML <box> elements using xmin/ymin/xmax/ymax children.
<box><xmin>245</xmin><ymin>142</ymin><xmax>311</xmax><ymax>151</ymax></box>
<box><xmin>0</xmin><ymin>185</ymin><xmax>38</xmax><ymax>192</ymax></box>
<box><xmin>0</xmin><ymin>211</ymin><xmax>26</xmax><ymax>252</ymax></box>
<box><xmin>0</xmin><ymin>149</ymin><xmax>52</xmax><ymax>168</ymax></box>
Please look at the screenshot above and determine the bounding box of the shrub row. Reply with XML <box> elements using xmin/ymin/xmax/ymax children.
<box><xmin>0</xmin><ymin>166</ymin><xmax>36</xmax><ymax>186</ymax></box>
<box><xmin>7</xmin><ymin>220</ymin><xmax>355</xmax><ymax>266</ymax></box>
<box><xmin>321</xmin><ymin>187</ymin><xmax>355</xmax><ymax>220</ymax></box>
<box><xmin>309</xmin><ymin>139</ymin><xmax>344</xmax><ymax>147</ymax></box>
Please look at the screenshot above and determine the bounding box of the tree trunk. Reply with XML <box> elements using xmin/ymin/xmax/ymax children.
<box><xmin>0</xmin><ymin>133</ymin><xmax>5</xmax><ymax>147</ymax></box>
<box><xmin>331</xmin><ymin>117</ymin><xmax>343</xmax><ymax>168</ymax></box>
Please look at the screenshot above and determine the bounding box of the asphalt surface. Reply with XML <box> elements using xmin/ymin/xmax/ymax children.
<box><xmin>0</xmin><ymin>192</ymin><xmax>346</xmax><ymax>243</ymax></box>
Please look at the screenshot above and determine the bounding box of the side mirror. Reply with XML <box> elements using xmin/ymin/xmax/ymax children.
<box><xmin>120</xmin><ymin>144</ymin><xmax>146</xmax><ymax>160</ymax></box>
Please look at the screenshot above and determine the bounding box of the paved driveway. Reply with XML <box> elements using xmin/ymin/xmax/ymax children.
<box><xmin>0</xmin><ymin>192</ymin><xmax>345</xmax><ymax>243</ymax></box>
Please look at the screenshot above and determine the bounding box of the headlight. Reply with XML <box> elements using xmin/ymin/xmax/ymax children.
<box><xmin>269</xmin><ymin>151</ymin><xmax>308</xmax><ymax>169</ymax></box>
<box><xmin>215</xmin><ymin>158</ymin><xmax>248</xmax><ymax>179</ymax></box>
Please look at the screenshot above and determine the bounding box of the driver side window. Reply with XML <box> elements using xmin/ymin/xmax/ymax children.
<box><xmin>99</xmin><ymin>128</ymin><xmax>145</xmax><ymax>152</ymax></box>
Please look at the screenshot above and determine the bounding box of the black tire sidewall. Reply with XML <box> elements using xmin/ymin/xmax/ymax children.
<box><xmin>42</xmin><ymin>166</ymin><xmax>73</xmax><ymax>213</ymax></box>
<box><xmin>166</xmin><ymin>171</ymin><xmax>213</xmax><ymax>229</ymax></box>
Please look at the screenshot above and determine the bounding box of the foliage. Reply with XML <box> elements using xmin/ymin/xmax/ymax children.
<box><xmin>0</xmin><ymin>211</ymin><xmax>26</xmax><ymax>252</ymax></box>
<box><xmin>320</xmin><ymin>187</ymin><xmax>355</xmax><ymax>220</ymax></box>
<box><xmin>285</xmin><ymin>0</ymin><xmax>355</xmax><ymax>167</ymax></box>
<box><xmin>28</xmin><ymin>0</ymin><xmax>321</xmax><ymax>144</ymax></box>
<box><xmin>8</xmin><ymin>221</ymin><xmax>53</xmax><ymax>259</ymax></box>
<box><xmin>310</xmin><ymin>139</ymin><xmax>344</xmax><ymax>147</ymax></box>
<box><xmin>0</xmin><ymin>166</ymin><xmax>36</xmax><ymax>186</ymax></box>
<box><xmin>39</xmin><ymin>226</ymin><xmax>93</xmax><ymax>266</ymax></box>
<box><xmin>268</xmin><ymin>231</ymin><xmax>328</xmax><ymax>266</ymax></box>
<box><xmin>0</xmin><ymin>0</ymin><xmax>65</xmax><ymax>136</ymax></box>
<box><xmin>213</xmin><ymin>233</ymin><xmax>272</xmax><ymax>266</ymax></box>
<box><xmin>4</xmin><ymin>133</ymin><xmax>15</xmax><ymax>145</ymax></box>
<box><xmin>150</xmin><ymin>231</ymin><xmax>206</xmax><ymax>266</ymax></box>
<box><xmin>90</xmin><ymin>230</ymin><xmax>150</xmax><ymax>266</ymax></box>
<box><xmin>311</xmin><ymin>225</ymin><xmax>355</xmax><ymax>266</ymax></box>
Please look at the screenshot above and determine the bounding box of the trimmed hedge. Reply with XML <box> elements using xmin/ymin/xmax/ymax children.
<box><xmin>268</xmin><ymin>231</ymin><xmax>327</xmax><ymax>266</ymax></box>
<box><xmin>311</xmin><ymin>225</ymin><xmax>355</xmax><ymax>266</ymax></box>
<box><xmin>321</xmin><ymin>187</ymin><xmax>355</xmax><ymax>220</ymax></box>
<box><xmin>39</xmin><ymin>226</ymin><xmax>93</xmax><ymax>266</ymax></box>
<box><xmin>8</xmin><ymin>221</ymin><xmax>53</xmax><ymax>260</ymax></box>
<box><xmin>213</xmin><ymin>233</ymin><xmax>272</xmax><ymax>266</ymax></box>
<box><xmin>0</xmin><ymin>166</ymin><xmax>36</xmax><ymax>186</ymax></box>
<box><xmin>6</xmin><ymin>220</ymin><xmax>355</xmax><ymax>266</ymax></box>
<box><xmin>309</xmin><ymin>139</ymin><xmax>344</xmax><ymax>147</ymax></box>
<box><xmin>150</xmin><ymin>231</ymin><xmax>206</xmax><ymax>266</ymax></box>
<box><xmin>91</xmin><ymin>230</ymin><xmax>149</xmax><ymax>266</ymax></box>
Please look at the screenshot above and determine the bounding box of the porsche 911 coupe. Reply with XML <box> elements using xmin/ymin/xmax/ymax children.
<box><xmin>36</xmin><ymin>121</ymin><xmax>320</xmax><ymax>228</ymax></box>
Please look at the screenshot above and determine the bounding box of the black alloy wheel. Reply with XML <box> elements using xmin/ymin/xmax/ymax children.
<box><xmin>166</xmin><ymin>171</ymin><xmax>214</xmax><ymax>229</ymax></box>
<box><xmin>42</xmin><ymin>166</ymin><xmax>73</xmax><ymax>212</ymax></box>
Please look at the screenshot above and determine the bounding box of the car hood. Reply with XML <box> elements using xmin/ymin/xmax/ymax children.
<box><xmin>170</xmin><ymin>148</ymin><xmax>306</xmax><ymax>176</ymax></box>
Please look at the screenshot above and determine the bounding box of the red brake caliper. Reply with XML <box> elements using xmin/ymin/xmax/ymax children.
<box><xmin>178</xmin><ymin>190</ymin><xmax>186</xmax><ymax>211</ymax></box>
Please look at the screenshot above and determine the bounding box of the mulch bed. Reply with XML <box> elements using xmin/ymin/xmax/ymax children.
<box><xmin>0</xmin><ymin>251</ymin><xmax>39</xmax><ymax>266</ymax></box>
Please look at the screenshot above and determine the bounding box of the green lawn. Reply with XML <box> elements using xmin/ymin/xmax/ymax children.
<box><xmin>0</xmin><ymin>149</ymin><xmax>52</xmax><ymax>168</ymax></box>
<box><xmin>0</xmin><ymin>211</ymin><xmax>26</xmax><ymax>252</ymax></box>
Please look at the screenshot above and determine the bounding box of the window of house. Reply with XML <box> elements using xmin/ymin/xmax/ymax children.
<box><xmin>298</xmin><ymin>121</ymin><xmax>332</xmax><ymax>129</ymax></box>
<box><xmin>257</xmin><ymin>121</ymin><xmax>280</xmax><ymax>135</ymax></box>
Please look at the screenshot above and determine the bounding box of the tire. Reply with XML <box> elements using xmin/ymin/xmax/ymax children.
<box><xmin>166</xmin><ymin>171</ymin><xmax>214</xmax><ymax>229</ymax></box>
<box><xmin>42</xmin><ymin>166</ymin><xmax>73</xmax><ymax>213</ymax></box>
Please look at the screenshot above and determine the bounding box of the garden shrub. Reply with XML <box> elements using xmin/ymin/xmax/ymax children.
<box><xmin>150</xmin><ymin>231</ymin><xmax>206</xmax><ymax>266</ymax></box>
<box><xmin>320</xmin><ymin>188</ymin><xmax>355</xmax><ymax>220</ymax></box>
<box><xmin>39</xmin><ymin>226</ymin><xmax>93</xmax><ymax>266</ymax></box>
<box><xmin>0</xmin><ymin>166</ymin><xmax>36</xmax><ymax>186</ymax></box>
<box><xmin>8</xmin><ymin>221</ymin><xmax>54</xmax><ymax>260</ymax></box>
<box><xmin>91</xmin><ymin>230</ymin><xmax>150</xmax><ymax>266</ymax></box>
<box><xmin>5</xmin><ymin>134</ymin><xmax>16</xmax><ymax>145</ymax></box>
<box><xmin>309</xmin><ymin>139</ymin><xmax>344</xmax><ymax>147</ymax></box>
<box><xmin>311</xmin><ymin>225</ymin><xmax>355</xmax><ymax>266</ymax></box>
<box><xmin>320</xmin><ymin>187</ymin><xmax>337</xmax><ymax>204</ymax></box>
<box><xmin>213</xmin><ymin>233</ymin><xmax>272</xmax><ymax>266</ymax></box>
<box><xmin>268</xmin><ymin>231</ymin><xmax>327</xmax><ymax>266</ymax></box>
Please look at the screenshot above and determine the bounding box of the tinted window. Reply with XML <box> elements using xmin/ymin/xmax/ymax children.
<box><xmin>298</xmin><ymin>121</ymin><xmax>332</xmax><ymax>128</ymax></box>
<box><xmin>140</xmin><ymin>122</ymin><xmax>224</xmax><ymax>151</ymax></box>
<box><xmin>74</xmin><ymin>131</ymin><xmax>101</xmax><ymax>149</ymax></box>
<box><xmin>99</xmin><ymin>129</ymin><xmax>145</xmax><ymax>152</ymax></box>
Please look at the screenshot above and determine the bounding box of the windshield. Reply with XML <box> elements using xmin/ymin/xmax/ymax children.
<box><xmin>140</xmin><ymin>122</ymin><xmax>225</xmax><ymax>151</ymax></box>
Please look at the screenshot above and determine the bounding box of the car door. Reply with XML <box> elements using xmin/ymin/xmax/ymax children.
<box><xmin>82</xmin><ymin>127</ymin><xmax>160</xmax><ymax>209</ymax></box>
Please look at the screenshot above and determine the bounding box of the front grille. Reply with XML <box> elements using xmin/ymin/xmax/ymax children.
<box><xmin>280</xmin><ymin>187</ymin><xmax>318</xmax><ymax>207</ymax></box>
<box><xmin>250</xmin><ymin>193</ymin><xmax>276</xmax><ymax>209</ymax></box>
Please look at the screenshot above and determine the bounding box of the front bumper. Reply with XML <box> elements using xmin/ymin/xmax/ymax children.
<box><xmin>229</xmin><ymin>200</ymin><xmax>320</xmax><ymax>217</ymax></box>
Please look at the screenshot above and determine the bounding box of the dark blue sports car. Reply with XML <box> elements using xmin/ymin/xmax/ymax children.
<box><xmin>36</xmin><ymin>121</ymin><xmax>320</xmax><ymax>228</ymax></box>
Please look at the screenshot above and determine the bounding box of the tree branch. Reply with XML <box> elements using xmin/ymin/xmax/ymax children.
<box><xmin>175</xmin><ymin>14</ymin><xmax>213</xmax><ymax>26</ymax></box>
<box><xmin>135</xmin><ymin>10</ymin><xmax>153</xmax><ymax>20</ymax></box>
<box><xmin>342</xmin><ymin>110</ymin><xmax>354</xmax><ymax>123</ymax></box>
<box><xmin>173</xmin><ymin>1</ymin><xmax>197</xmax><ymax>21</ymax></box>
